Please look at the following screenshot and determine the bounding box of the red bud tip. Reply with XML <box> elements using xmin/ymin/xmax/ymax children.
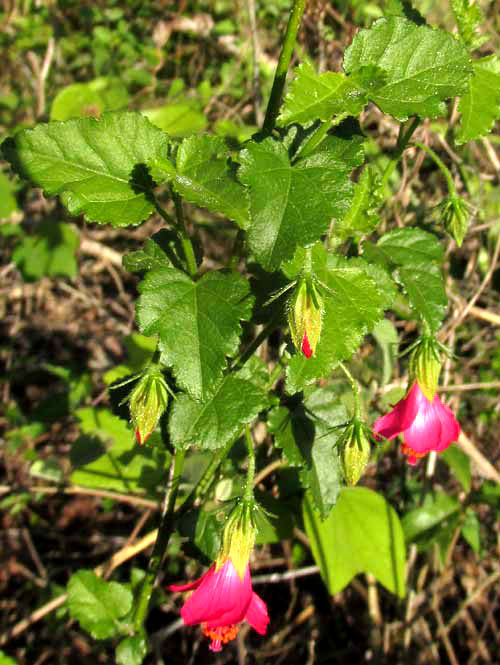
<box><xmin>301</xmin><ymin>332</ymin><xmax>312</xmax><ymax>358</ymax></box>
<box><xmin>135</xmin><ymin>429</ymin><xmax>143</xmax><ymax>445</ymax></box>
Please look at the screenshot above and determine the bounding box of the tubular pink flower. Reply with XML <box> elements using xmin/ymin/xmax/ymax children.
<box><xmin>373</xmin><ymin>382</ymin><xmax>460</xmax><ymax>465</ymax></box>
<box><xmin>168</xmin><ymin>559</ymin><xmax>269</xmax><ymax>652</ymax></box>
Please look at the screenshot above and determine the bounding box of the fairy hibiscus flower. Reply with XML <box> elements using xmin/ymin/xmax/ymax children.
<box><xmin>168</xmin><ymin>501</ymin><xmax>269</xmax><ymax>652</ymax></box>
<box><xmin>374</xmin><ymin>337</ymin><xmax>460</xmax><ymax>464</ymax></box>
<box><xmin>373</xmin><ymin>381</ymin><xmax>460</xmax><ymax>464</ymax></box>
<box><xmin>169</xmin><ymin>560</ymin><xmax>269</xmax><ymax>651</ymax></box>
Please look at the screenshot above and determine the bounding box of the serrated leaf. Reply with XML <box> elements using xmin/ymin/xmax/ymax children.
<box><xmin>12</xmin><ymin>220</ymin><xmax>79</xmax><ymax>281</ymax></box>
<box><xmin>67</xmin><ymin>570</ymin><xmax>132</xmax><ymax>640</ymax></box>
<box><xmin>137</xmin><ymin>268</ymin><xmax>253</xmax><ymax>399</ymax></box>
<box><xmin>343</xmin><ymin>17</ymin><xmax>471</xmax><ymax>121</ymax></box>
<box><xmin>152</xmin><ymin>135</ymin><xmax>249</xmax><ymax>228</ymax></box>
<box><xmin>116</xmin><ymin>634</ymin><xmax>148</xmax><ymax>665</ymax></box>
<box><xmin>123</xmin><ymin>229</ymin><xmax>184</xmax><ymax>274</ymax></box>
<box><xmin>303</xmin><ymin>487</ymin><xmax>406</xmax><ymax>596</ymax></box>
<box><xmin>461</xmin><ymin>508</ymin><xmax>480</xmax><ymax>553</ymax></box>
<box><xmin>1</xmin><ymin>112</ymin><xmax>169</xmax><ymax>227</ymax></box>
<box><xmin>238</xmin><ymin>135</ymin><xmax>363</xmax><ymax>270</ymax></box>
<box><xmin>450</xmin><ymin>0</ymin><xmax>486</xmax><ymax>50</ymax></box>
<box><xmin>363</xmin><ymin>227</ymin><xmax>447</xmax><ymax>332</ymax></box>
<box><xmin>337</xmin><ymin>166</ymin><xmax>381</xmax><ymax>240</ymax></box>
<box><xmin>169</xmin><ymin>374</ymin><xmax>268</xmax><ymax>450</ymax></box>
<box><xmin>456</xmin><ymin>56</ymin><xmax>500</xmax><ymax>144</ymax></box>
<box><xmin>286</xmin><ymin>250</ymin><xmax>393</xmax><ymax>393</ymax></box>
<box><xmin>278</xmin><ymin>63</ymin><xmax>366</xmax><ymax>126</ymax></box>
<box><xmin>270</xmin><ymin>387</ymin><xmax>347</xmax><ymax>518</ymax></box>
<box><xmin>397</xmin><ymin>264</ymin><xmax>447</xmax><ymax>332</ymax></box>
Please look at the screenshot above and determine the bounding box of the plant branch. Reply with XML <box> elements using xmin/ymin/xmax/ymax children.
<box><xmin>262</xmin><ymin>0</ymin><xmax>307</xmax><ymax>133</ymax></box>
<box><xmin>381</xmin><ymin>117</ymin><xmax>420</xmax><ymax>189</ymax></box>
<box><xmin>413</xmin><ymin>142</ymin><xmax>456</xmax><ymax>195</ymax></box>
<box><xmin>132</xmin><ymin>448</ymin><xmax>185</xmax><ymax>630</ymax></box>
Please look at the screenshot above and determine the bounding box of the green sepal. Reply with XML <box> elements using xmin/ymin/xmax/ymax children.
<box><xmin>408</xmin><ymin>337</ymin><xmax>442</xmax><ymax>401</ymax></box>
<box><xmin>340</xmin><ymin>419</ymin><xmax>371</xmax><ymax>486</ymax></box>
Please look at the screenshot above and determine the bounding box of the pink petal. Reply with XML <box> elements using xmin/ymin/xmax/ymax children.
<box><xmin>181</xmin><ymin>561</ymin><xmax>252</xmax><ymax>627</ymax></box>
<box><xmin>245</xmin><ymin>591</ymin><xmax>269</xmax><ymax>635</ymax></box>
<box><xmin>302</xmin><ymin>332</ymin><xmax>312</xmax><ymax>358</ymax></box>
<box><xmin>434</xmin><ymin>397</ymin><xmax>460</xmax><ymax>451</ymax></box>
<box><xmin>373</xmin><ymin>383</ymin><xmax>420</xmax><ymax>439</ymax></box>
<box><xmin>402</xmin><ymin>396</ymin><xmax>443</xmax><ymax>453</ymax></box>
<box><xmin>168</xmin><ymin>575</ymin><xmax>204</xmax><ymax>593</ymax></box>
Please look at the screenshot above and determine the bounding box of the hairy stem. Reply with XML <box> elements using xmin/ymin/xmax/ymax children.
<box><xmin>244</xmin><ymin>426</ymin><xmax>256</xmax><ymax>502</ymax></box>
<box><xmin>133</xmin><ymin>448</ymin><xmax>185</xmax><ymax>630</ymax></box>
<box><xmin>381</xmin><ymin>117</ymin><xmax>420</xmax><ymax>189</ymax></box>
<box><xmin>413</xmin><ymin>141</ymin><xmax>456</xmax><ymax>196</ymax></box>
<box><xmin>339</xmin><ymin>361</ymin><xmax>361</xmax><ymax>418</ymax></box>
<box><xmin>262</xmin><ymin>0</ymin><xmax>307</xmax><ymax>133</ymax></box>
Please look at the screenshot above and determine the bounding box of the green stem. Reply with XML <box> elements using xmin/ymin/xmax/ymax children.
<box><xmin>380</xmin><ymin>117</ymin><xmax>420</xmax><ymax>189</ymax></box>
<box><xmin>244</xmin><ymin>427</ymin><xmax>256</xmax><ymax>502</ymax></box>
<box><xmin>171</xmin><ymin>191</ymin><xmax>198</xmax><ymax>277</ymax></box>
<box><xmin>297</xmin><ymin>112</ymin><xmax>348</xmax><ymax>160</ymax></box>
<box><xmin>413</xmin><ymin>141</ymin><xmax>457</xmax><ymax>196</ymax></box>
<box><xmin>154</xmin><ymin>195</ymin><xmax>197</xmax><ymax>278</ymax></box>
<box><xmin>339</xmin><ymin>361</ymin><xmax>361</xmax><ymax>419</ymax></box>
<box><xmin>133</xmin><ymin>448</ymin><xmax>185</xmax><ymax>630</ymax></box>
<box><xmin>262</xmin><ymin>0</ymin><xmax>307</xmax><ymax>133</ymax></box>
<box><xmin>231</xmin><ymin>313</ymin><xmax>282</xmax><ymax>370</ymax></box>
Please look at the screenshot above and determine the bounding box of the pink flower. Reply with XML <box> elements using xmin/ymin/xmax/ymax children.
<box><xmin>373</xmin><ymin>382</ymin><xmax>460</xmax><ymax>465</ymax></box>
<box><xmin>168</xmin><ymin>559</ymin><xmax>269</xmax><ymax>652</ymax></box>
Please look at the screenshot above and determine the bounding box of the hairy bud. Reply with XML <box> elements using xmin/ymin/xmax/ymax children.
<box><xmin>128</xmin><ymin>366</ymin><xmax>169</xmax><ymax>445</ymax></box>
<box><xmin>341</xmin><ymin>420</ymin><xmax>371</xmax><ymax>486</ymax></box>
<box><xmin>440</xmin><ymin>195</ymin><xmax>470</xmax><ymax>247</ymax></box>
<box><xmin>288</xmin><ymin>279</ymin><xmax>323</xmax><ymax>358</ymax></box>
<box><xmin>409</xmin><ymin>338</ymin><xmax>442</xmax><ymax>401</ymax></box>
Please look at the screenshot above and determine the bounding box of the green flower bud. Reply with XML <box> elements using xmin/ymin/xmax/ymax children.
<box><xmin>341</xmin><ymin>420</ymin><xmax>371</xmax><ymax>486</ymax></box>
<box><xmin>439</xmin><ymin>195</ymin><xmax>470</xmax><ymax>247</ymax></box>
<box><xmin>288</xmin><ymin>279</ymin><xmax>323</xmax><ymax>358</ymax></box>
<box><xmin>409</xmin><ymin>338</ymin><xmax>442</xmax><ymax>401</ymax></box>
<box><xmin>216</xmin><ymin>500</ymin><xmax>257</xmax><ymax>579</ymax></box>
<box><xmin>128</xmin><ymin>366</ymin><xmax>169</xmax><ymax>445</ymax></box>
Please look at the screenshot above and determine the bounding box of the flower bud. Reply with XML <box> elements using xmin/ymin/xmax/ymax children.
<box><xmin>288</xmin><ymin>279</ymin><xmax>323</xmax><ymax>358</ymax></box>
<box><xmin>341</xmin><ymin>420</ymin><xmax>371</xmax><ymax>486</ymax></box>
<box><xmin>409</xmin><ymin>338</ymin><xmax>442</xmax><ymax>401</ymax></box>
<box><xmin>439</xmin><ymin>195</ymin><xmax>470</xmax><ymax>247</ymax></box>
<box><xmin>216</xmin><ymin>500</ymin><xmax>256</xmax><ymax>579</ymax></box>
<box><xmin>128</xmin><ymin>366</ymin><xmax>169</xmax><ymax>445</ymax></box>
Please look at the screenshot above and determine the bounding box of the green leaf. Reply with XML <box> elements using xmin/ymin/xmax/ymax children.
<box><xmin>397</xmin><ymin>264</ymin><xmax>447</xmax><ymax>333</ymax></box>
<box><xmin>363</xmin><ymin>228</ymin><xmax>447</xmax><ymax>332</ymax></box>
<box><xmin>67</xmin><ymin>570</ymin><xmax>132</xmax><ymax>640</ymax></box>
<box><xmin>286</xmin><ymin>250</ymin><xmax>394</xmax><ymax>393</ymax></box>
<box><xmin>152</xmin><ymin>135</ymin><xmax>249</xmax><ymax>228</ymax></box>
<box><xmin>1</xmin><ymin>112</ymin><xmax>169</xmax><ymax>227</ymax></box>
<box><xmin>456</xmin><ymin>56</ymin><xmax>500</xmax><ymax>145</ymax></box>
<box><xmin>303</xmin><ymin>487</ymin><xmax>406</xmax><ymax>597</ymax></box>
<box><xmin>238</xmin><ymin>135</ymin><xmax>363</xmax><ymax>270</ymax></box>
<box><xmin>0</xmin><ymin>170</ymin><xmax>18</xmax><ymax>219</ymax></box>
<box><xmin>169</xmin><ymin>374</ymin><xmax>268</xmax><ymax>450</ymax></box>
<box><xmin>278</xmin><ymin>63</ymin><xmax>366</xmax><ymax>126</ymax></box>
<box><xmin>137</xmin><ymin>268</ymin><xmax>253</xmax><ymax>399</ymax></box>
<box><xmin>372</xmin><ymin>318</ymin><xmax>399</xmax><ymax>385</ymax></box>
<box><xmin>12</xmin><ymin>221</ymin><xmax>79</xmax><ymax>281</ymax></box>
<box><xmin>461</xmin><ymin>508</ymin><xmax>480</xmax><ymax>553</ymax></box>
<box><xmin>116</xmin><ymin>634</ymin><xmax>148</xmax><ymax>665</ymax></box>
<box><xmin>450</xmin><ymin>0</ymin><xmax>487</xmax><ymax>50</ymax></box>
<box><xmin>50</xmin><ymin>78</ymin><xmax>129</xmax><ymax>121</ymax></box>
<box><xmin>440</xmin><ymin>444</ymin><xmax>471</xmax><ymax>492</ymax></box>
<box><xmin>343</xmin><ymin>16</ymin><xmax>471</xmax><ymax>121</ymax></box>
<box><xmin>123</xmin><ymin>229</ymin><xmax>186</xmax><ymax>274</ymax></box>
<box><xmin>143</xmin><ymin>104</ymin><xmax>207</xmax><ymax>136</ymax></box>
<box><xmin>0</xmin><ymin>651</ymin><xmax>19</xmax><ymax>665</ymax></box>
<box><xmin>70</xmin><ymin>407</ymin><xmax>169</xmax><ymax>493</ymax></box>
<box><xmin>402</xmin><ymin>491</ymin><xmax>461</xmax><ymax>542</ymax></box>
<box><xmin>337</xmin><ymin>166</ymin><xmax>381</xmax><ymax>240</ymax></box>
<box><xmin>103</xmin><ymin>333</ymin><xmax>157</xmax><ymax>385</ymax></box>
<box><xmin>270</xmin><ymin>387</ymin><xmax>347</xmax><ymax>518</ymax></box>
